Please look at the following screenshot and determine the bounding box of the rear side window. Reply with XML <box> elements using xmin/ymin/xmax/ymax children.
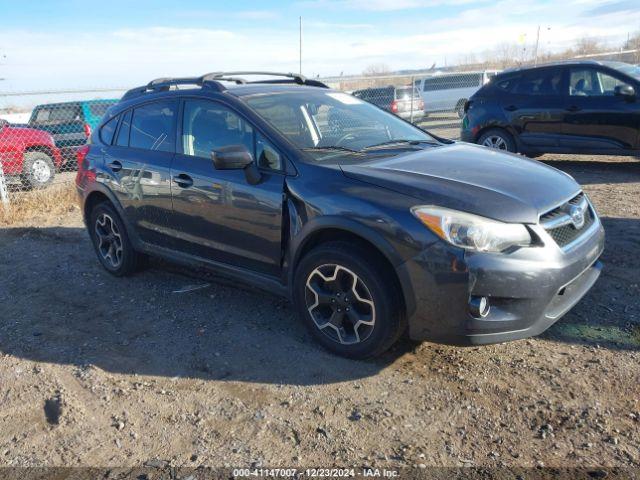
<box><xmin>423</xmin><ymin>73</ymin><xmax>481</xmax><ymax>92</ymax></box>
<box><xmin>32</xmin><ymin>104</ymin><xmax>82</xmax><ymax>125</ymax></box>
<box><xmin>493</xmin><ymin>76</ymin><xmax>519</xmax><ymax>92</ymax></box>
<box><xmin>115</xmin><ymin>110</ymin><xmax>132</xmax><ymax>147</ymax></box>
<box><xmin>513</xmin><ymin>69</ymin><xmax>562</xmax><ymax>96</ymax></box>
<box><xmin>100</xmin><ymin>115</ymin><xmax>119</xmax><ymax>145</ymax></box>
<box><xmin>130</xmin><ymin>100</ymin><xmax>177</xmax><ymax>152</ymax></box>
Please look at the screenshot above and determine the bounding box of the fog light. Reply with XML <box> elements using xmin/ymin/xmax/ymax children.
<box><xmin>469</xmin><ymin>296</ymin><xmax>490</xmax><ymax>318</ymax></box>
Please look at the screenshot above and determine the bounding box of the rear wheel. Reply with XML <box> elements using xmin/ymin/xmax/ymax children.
<box><xmin>88</xmin><ymin>202</ymin><xmax>139</xmax><ymax>276</ymax></box>
<box><xmin>21</xmin><ymin>151</ymin><xmax>55</xmax><ymax>189</ymax></box>
<box><xmin>294</xmin><ymin>242</ymin><xmax>404</xmax><ymax>359</ymax></box>
<box><xmin>477</xmin><ymin>128</ymin><xmax>517</xmax><ymax>153</ymax></box>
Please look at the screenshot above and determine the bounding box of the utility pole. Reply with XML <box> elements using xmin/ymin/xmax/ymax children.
<box><xmin>533</xmin><ymin>25</ymin><xmax>541</xmax><ymax>66</ymax></box>
<box><xmin>299</xmin><ymin>16</ymin><xmax>302</xmax><ymax>75</ymax></box>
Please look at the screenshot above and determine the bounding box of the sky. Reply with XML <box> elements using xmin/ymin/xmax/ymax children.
<box><xmin>0</xmin><ymin>0</ymin><xmax>638</xmax><ymax>93</ymax></box>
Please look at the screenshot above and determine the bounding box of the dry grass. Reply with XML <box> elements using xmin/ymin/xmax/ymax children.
<box><xmin>0</xmin><ymin>182</ymin><xmax>79</xmax><ymax>227</ymax></box>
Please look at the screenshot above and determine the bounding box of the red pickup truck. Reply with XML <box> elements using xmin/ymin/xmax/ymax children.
<box><xmin>0</xmin><ymin>119</ymin><xmax>64</xmax><ymax>188</ymax></box>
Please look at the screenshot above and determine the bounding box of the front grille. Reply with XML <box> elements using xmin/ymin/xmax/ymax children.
<box><xmin>540</xmin><ymin>193</ymin><xmax>596</xmax><ymax>248</ymax></box>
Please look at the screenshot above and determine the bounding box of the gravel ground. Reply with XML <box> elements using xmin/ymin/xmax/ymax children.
<box><xmin>0</xmin><ymin>154</ymin><xmax>638</xmax><ymax>473</ymax></box>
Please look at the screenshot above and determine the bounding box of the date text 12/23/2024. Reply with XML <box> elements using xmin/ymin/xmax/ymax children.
<box><xmin>233</xmin><ymin>468</ymin><xmax>400</xmax><ymax>478</ymax></box>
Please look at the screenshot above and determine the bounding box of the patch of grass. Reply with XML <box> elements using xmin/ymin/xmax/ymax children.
<box><xmin>0</xmin><ymin>182</ymin><xmax>78</xmax><ymax>227</ymax></box>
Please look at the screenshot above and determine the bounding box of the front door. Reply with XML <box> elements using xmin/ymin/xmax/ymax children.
<box><xmin>169</xmin><ymin>98</ymin><xmax>286</xmax><ymax>277</ymax></box>
<box><xmin>562</xmin><ymin>67</ymin><xmax>640</xmax><ymax>152</ymax></box>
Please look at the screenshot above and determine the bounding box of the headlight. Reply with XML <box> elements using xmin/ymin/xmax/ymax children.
<box><xmin>411</xmin><ymin>206</ymin><xmax>532</xmax><ymax>252</ymax></box>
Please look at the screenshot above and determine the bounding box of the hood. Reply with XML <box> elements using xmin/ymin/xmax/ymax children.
<box><xmin>340</xmin><ymin>143</ymin><xmax>580</xmax><ymax>224</ymax></box>
<box><xmin>0</xmin><ymin>125</ymin><xmax>56</xmax><ymax>146</ymax></box>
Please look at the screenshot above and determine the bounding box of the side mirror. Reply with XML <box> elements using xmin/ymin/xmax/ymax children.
<box><xmin>211</xmin><ymin>144</ymin><xmax>262</xmax><ymax>185</ymax></box>
<box><xmin>212</xmin><ymin>144</ymin><xmax>254</xmax><ymax>170</ymax></box>
<box><xmin>614</xmin><ymin>84</ymin><xmax>635</xmax><ymax>100</ymax></box>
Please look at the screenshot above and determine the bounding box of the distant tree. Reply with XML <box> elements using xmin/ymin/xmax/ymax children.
<box><xmin>573</xmin><ymin>37</ymin><xmax>604</xmax><ymax>56</ymax></box>
<box><xmin>362</xmin><ymin>63</ymin><xmax>391</xmax><ymax>76</ymax></box>
<box><xmin>624</xmin><ymin>31</ymin><xmax>640</xmax><ymax>50</ymax></box>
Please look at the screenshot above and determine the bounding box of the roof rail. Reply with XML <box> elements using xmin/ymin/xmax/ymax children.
<box><xmin>120</xmin><ymin>70</ymin><xmax>328</xmax><ymax>101</ymax></box>
<box><xmin>201</xmin><ymin>71</ymin><xmax>328</xmax><ymax>88</ymax></box>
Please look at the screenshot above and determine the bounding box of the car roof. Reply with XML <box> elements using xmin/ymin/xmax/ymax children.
<box><xmin>223</xmin><ymin>83</ymin><xmax>332</xmax><ymax>97</ymax></box>
<box><xmin>33</xmin><ymin>99</ymin><xmax>118</xmax><ymax>109</ymax></box>
<box><xmin>107</xmin><ymin>82</ymin><xmax>335</xmax><ymax>119</ymax></box>
<box><xmin>500</xmin><ymin>59</ymin><xmax>623</xmax><ymax>76</ymax></box>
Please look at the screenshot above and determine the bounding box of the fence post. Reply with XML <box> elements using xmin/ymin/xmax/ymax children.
<box><xmin>410</xmin><ymin>75</ymin><xmax>415</xmax><ymax>124</ymax></box>
<box><xmin>0</xmin><ymin>161</ymin><xmax>9</xmax><ymax>212</ymax></box>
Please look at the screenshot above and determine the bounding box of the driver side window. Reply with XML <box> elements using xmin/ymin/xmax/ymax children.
<box><xmin>569</xmin><ymin>68</ymin><xmax>630</xmax><ymax>96</ymax></box>
<box><xmin>181</xmin><ymin>99</ymin><xmax>282</xmax><ymax>171</ymax></box>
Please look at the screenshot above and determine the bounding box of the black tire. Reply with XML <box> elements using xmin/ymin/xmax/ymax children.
<box><xmin>21</xmin><ymin>151</ymin><xmax>55</xmax><ymax>189</ymax></box>
<box><xmin>293</xmin><ymin>241</ymin><xmax>405</xmax><ymax>359</ymax></box>
<box><xmin>477</xmin><ymin>128</ymin><xmax>517</xmax><ymax>153</ymax></box>
<box><xmin>88</xmin><ymin>202</ymin><xmax>139</xmax><ymax>276</ymax></box>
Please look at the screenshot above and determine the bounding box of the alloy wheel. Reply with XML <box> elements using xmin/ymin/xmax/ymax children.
<box><xmin>481</xmin><ymin>135</ymin><xmax>508</xmax><ymax>150</ymax></box>
<box><xmin>94</xmin><ymin>213</ymin><xmax>124</xmax><ymax>269</ymax></box>
<box><xmin>305</xmin><ymin>264</ymin><xmax>376</xmax><ymax>345</ymax></box>
<box><xmin>31</xmin><ymin>159</ymin><xmax>52</xmax><ymax>183</ymax></box>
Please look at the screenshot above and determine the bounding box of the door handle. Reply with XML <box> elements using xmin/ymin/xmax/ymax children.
<box><xmin>107</xmin><ymin>160</ymin><xmax>122</xmax><ymax>172</ymax></box>
<box><xmin>566</xmin><ymin>105</ymin><xmax>581</xmax><ymax>112</ymax></box>
<box><xmin>172</xmin><ymin>173</ymin><xmax>193</xmax><ymax>188</ymax></box>
<box><xmin>504</xmin><ymin>105</ymin><xmax>518</xmax><ymax>112</ymax></box>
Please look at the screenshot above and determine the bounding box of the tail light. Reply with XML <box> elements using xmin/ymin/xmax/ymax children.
<box><xmin>83</xmin><ymin>123</ymin><xmax>92</xmax><ymax>138</ymax></box>
<box><xmin>75</xmin><ymin>144</ymin><xmax>93</xmax><ymax>185</ymax></box>
<box><xmin>390</xmin><ymin>100</ymin><xmax>399</xmax><ymax>113</ymax></box>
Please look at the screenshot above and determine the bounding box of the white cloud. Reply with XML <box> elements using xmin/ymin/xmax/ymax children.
<box><xmin>297</xmin><ymin>0</ymin><xmax>477</xmax><ymax>11</ymax></box>
<box><xmin>0</xmin><ymin>0</ymin><xmax>638</xmax><ymax>95</ymax></box>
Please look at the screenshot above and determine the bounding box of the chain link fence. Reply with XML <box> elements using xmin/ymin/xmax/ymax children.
<box><xmin>0</xmin><ymin>89</ymin><xmax>126</xmax><ymax>216</ymax></box>
<box><xmin>0</xmin><ymin>72</ymin><xmax>492</xmax><ymax>215</ymax></box>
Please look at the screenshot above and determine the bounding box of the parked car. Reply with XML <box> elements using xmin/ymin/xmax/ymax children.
<box><xmin>352</xmin><ymin>86</ymin><xmax>425</xmax><ymax>122</ymax></box>
<box><xmin>29</xmin><ymin>99</ymin><xmax>118</xmax><ymax>165</ymax></box>
<box><xmin>77</xmin><ymin>72</ymin><xmax>604</xmax><ymax>358</ymax></box>
<box><xmin>461</xmin><ymin>60</ymin><xmax>640</xmax><ymax>157</ymax></box>
<box><xmin>0</xmin><ymin>119</ymin><xmax>64</xmax><ymax>188</ymax></box>
<box><xmin>415</xmin><ymin>70</ymin><xmax>498</xmax><ymax>118</ymax></box>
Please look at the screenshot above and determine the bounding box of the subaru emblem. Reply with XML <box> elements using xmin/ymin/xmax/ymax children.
<box><xmin>569</xmin><ymin>204</ymin><xmax>585</xmax><ymax>229</ymax></box>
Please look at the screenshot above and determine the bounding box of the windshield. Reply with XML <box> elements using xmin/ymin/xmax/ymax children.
<box><xmin>243</xmin><ymin>90</ymin><xmax>436</xmax><ymax>159</ymax></box>
<box><xmin>606</xmin><ymin>62</ymin><xmax>640</xmax><ymax>81</ymax></box>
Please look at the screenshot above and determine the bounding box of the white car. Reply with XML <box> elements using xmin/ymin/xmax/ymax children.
<box><xmin>415</xmin><ymin>70</ymin><xmax>498</xmax><ymax>118</ymax></box>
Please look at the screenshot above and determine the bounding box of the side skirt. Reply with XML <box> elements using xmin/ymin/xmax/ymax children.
<box><xmin>136</xmin><ymin>241</ymin><xmax>290</xmax><ymax>300</ymax></box>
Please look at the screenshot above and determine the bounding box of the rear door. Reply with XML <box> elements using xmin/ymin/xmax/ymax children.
<box><xmin>169</xmin><ymin>98</ymin><xmax>286</xmax><ymax>276</ymax></box>
<box><xmin>561</xmin><ymin>67</ymin><xmax>640</xmax><ymax>151</ymax></box>
<box><xmin>103</xmin><ymin>99</ymin><xmax>176</xmax><ymax>246</ymax></box>
<box><xmin>502</xmin><ymin>67</ymin><xmax>565</xmax><ymax>149</ymax></box>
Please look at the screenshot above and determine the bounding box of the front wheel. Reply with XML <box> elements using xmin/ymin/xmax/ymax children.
<box><xmin>21</xmin><ymin>151</ymin><xmax>55</xmax><ymax>189</ymax></box>
<box><xmin>293</xmin><ymin>242</ymin><xmax>404</xmax><ymax>359</ymax></box>
<box><xmin>477</xmin><ymin>128</ymin><xmax>517</xmax><ymax>153</ymax></box>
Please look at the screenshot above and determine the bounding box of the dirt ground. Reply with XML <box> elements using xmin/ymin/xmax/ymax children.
<box><xmin>0</xmin><ymin>155</ymin><xmax>639</xmax><ymax>474</ymax></box>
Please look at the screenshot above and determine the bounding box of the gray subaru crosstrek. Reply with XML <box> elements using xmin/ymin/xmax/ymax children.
<box><xmin>76</xmin><ymin>72</ymin><xmax>605</xmax><ymax>358</ymax></box>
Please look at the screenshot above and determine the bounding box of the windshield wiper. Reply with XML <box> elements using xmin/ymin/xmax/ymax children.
<box><xmin>303</xmin><ymin>146</ymin><xmax>361</xmax><ymax>154</ymax></box>
<box><xmin>362</xmin><ymin>139</ymin><xmax>439</xmax><ymax>150</ymax></box>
